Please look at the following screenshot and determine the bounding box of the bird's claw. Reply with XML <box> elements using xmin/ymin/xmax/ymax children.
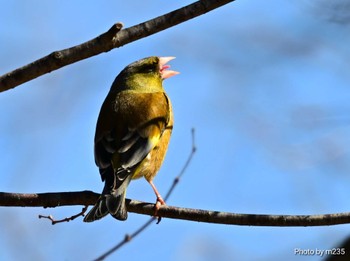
<box><xmin>154</xmin><ymin>196</ymin><xmax>166</xmax><ymax>221</ymax></box>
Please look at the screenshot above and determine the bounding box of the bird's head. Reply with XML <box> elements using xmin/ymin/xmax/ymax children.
<box><xmin>113</xmin><ymin>56</ymin><xmax>179</xmax><ymax>92</ymax></box>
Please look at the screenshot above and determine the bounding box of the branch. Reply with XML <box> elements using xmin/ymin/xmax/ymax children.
<box><xmin>1</xmin><ymin>191</ymin><xmax>350</xmax><ymax>226</ymax></box>
<box><xmin>0</xmin><ymin>0</ymin><xmax>235</xmax><ymax>92</ymax></box>
<box><xmin>0</xmin><ymin>191</ymin><xmax>98</xmax><ymax>207</ymax></box>
<box><xmin>38</xmin><ymin>206</ymin><xmax>88</xmax><ymax>225</ymax></box>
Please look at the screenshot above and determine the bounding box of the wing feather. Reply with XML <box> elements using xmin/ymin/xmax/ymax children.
<box><xmin>94</xmin><ymin>91</ymin><xmax>170</xmax><ymax>182</ymax></box>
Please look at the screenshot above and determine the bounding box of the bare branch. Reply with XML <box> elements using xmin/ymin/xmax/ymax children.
<box><xmin>128</xmin><ymin>201</ymin><xmax>350</xmax><ymax>227</ymax></box>
<box><xmin>94</xmin><ymin>218</ymin><xmax>156</xmax><ymax>261</ymax></box>
<box><xmin>1</xmin><ymin>191</ymin><xmax>350</xmax><ymax>226</ymax></box>
<box><xmin>0</xmin><ymin>191</ymin><xmax>99</xmax><ymax>207</ymax></box>
<box><xmin>38</xmin><ymin>206</ymin><xmax>88</xmax><ymax>225</ymax></box>
<box><xmin>164</xmin><ymin>128</ymin><xmax>196</xmax><ymax>201</ymax></box>
<box><xmin>0</xmin><ymin>0</ymin><xmax>235</xmax><ymax>92</ymax></box>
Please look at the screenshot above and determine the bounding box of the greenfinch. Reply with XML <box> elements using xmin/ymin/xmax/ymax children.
<box><xmin>84</xmin><ymin>56</ymin><xmax>178</xmax><ymax>222</ymax></box>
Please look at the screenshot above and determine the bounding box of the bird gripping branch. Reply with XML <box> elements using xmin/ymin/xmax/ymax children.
<box><xmin>84</xmin><ymin>56</ymin><xmax>179</xmax><ymax>222</ymax></box>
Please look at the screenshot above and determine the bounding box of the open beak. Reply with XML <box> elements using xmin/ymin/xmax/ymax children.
<box><xmin>159</xmin><ymin>56</ymin><xmax>180</xmax><ymax>79</ymax></box>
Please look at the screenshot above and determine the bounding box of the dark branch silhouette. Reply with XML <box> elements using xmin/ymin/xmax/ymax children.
<box><xmin>0</xmin><ymin>0</ymin><xmax>235</xmax><ymax>92</ymax></box>
<box><xmin>38</xmin><ymin>206</ymin><xmax>88</xmax><ymax>225</ymax></box>
<box><xmin>1</xmin><ymin>191</ymin><xmax>350</xmax><ymax>226</ymax></box>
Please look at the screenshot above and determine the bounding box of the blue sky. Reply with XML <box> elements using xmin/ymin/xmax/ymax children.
<box><xmin>1</xmin><ymin>1</ymin><xmax>350</xmax><ymax>260</ymax></box>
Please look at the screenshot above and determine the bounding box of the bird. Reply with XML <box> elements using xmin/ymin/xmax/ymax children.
<box><xmin>83</xmin><ymin>56</ymin><xmax>179</xmax><ymax>222</ymax></box>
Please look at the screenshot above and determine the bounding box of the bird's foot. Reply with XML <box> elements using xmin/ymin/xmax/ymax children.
<box><xmin>154</xmin><ymin>196</ymin><xmax>166</xmax><ymax>223</ymax></box>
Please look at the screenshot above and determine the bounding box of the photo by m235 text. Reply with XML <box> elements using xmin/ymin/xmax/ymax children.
<box><xmin>294</xmin><ymin>248</ymin><xmax>345</xmax><ymax>257</ymax></box>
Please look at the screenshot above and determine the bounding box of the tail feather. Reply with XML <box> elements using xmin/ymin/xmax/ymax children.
<box><xmin>106</xmin><ymin>193</ymin><xmax>128</xmax><ymax>221</ymax></box>
<box><xmin>83</xmin><ymin>196</ymin><xmax>109</xmax><ymax>222</ymax></box>
<box><xmin>84</xmin><ymin>171</ymin><xmax>132</xmax><ymax>222</ymax></box>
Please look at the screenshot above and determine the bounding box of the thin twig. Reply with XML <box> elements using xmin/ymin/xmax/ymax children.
<box><xmin>93</xmin><ymin>129</ymin><xmax>197</xmax><ymax>261</ymax></box>
<box><xmin>94</xmin><ymin>218</ymin><xmax>155</xmax><ymax>261</ymax></box>
<box><xmin>0</xmin><ymin>0</ymin><xmax>235</xmax><ymax>92</ymax></box>
<box><xmin>38</xmin><ymin>206</ymin><xmax>88</xmax><ymax>225</ymax></box>
<box><xmin>164</xmin><ymin>128</ymin><xmax>196</xmax><ymax>201</ymax></box>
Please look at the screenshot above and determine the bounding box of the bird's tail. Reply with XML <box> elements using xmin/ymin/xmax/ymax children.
<box><xmin>83</xmin><ymin>169</ymin><xmax>132</xmax><ymax>222</ymax></box>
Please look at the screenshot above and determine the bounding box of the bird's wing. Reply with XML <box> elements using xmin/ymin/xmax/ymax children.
<box><xmin>94</xmin><ymin>91</ymin><xmax>171</xmax><ymax>182</ymax></box>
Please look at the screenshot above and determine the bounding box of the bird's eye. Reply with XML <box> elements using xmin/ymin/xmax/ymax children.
<box><xmin>141</xmin><ymin>65</ymin><xmax>154</xmax><ymax>73</ymax></box>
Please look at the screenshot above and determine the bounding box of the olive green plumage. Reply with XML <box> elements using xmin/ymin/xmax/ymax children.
<box><xmin>84</xmin><ymin>56</ymin><xmax>178</xmax><ymax>222</ymax></box>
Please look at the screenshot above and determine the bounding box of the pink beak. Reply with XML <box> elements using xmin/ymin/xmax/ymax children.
<box><xmin>159</xmin><ymin>57</ymin><xmax>180</xmax><ymax>79</ymax></box>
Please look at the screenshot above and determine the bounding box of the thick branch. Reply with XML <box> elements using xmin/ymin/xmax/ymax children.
<box><xmin>1</xmin><ymin>191</ymin><xmax>350</xmax><ymax>227</ymax></box>
<box><xmin>0</xmin><ymin>0</ymin><xmax>235</xmax><ymax>92</ymax></box>
<box><xmin>0</xmin><ymin>191</ymin><xmax>99</xmax><ymax>207</ymax></box>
